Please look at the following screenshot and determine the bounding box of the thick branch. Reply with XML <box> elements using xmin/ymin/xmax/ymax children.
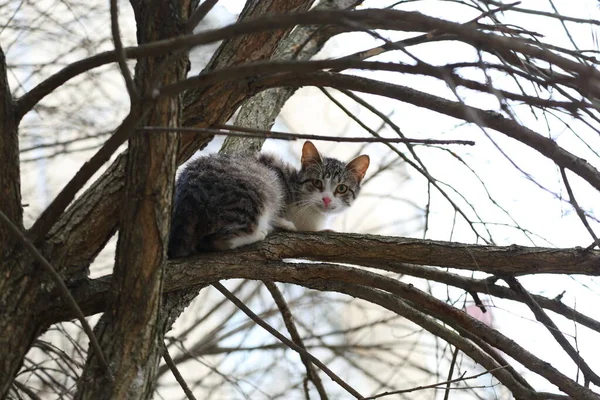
<box><xmin>0</xmin><ymin>45</ymin><xmax>22</xmax><ymax>252</ymax></box>
<box><xmin>47</xmin><ymin>231</ymin><xmax>600</xmax><ymax>324</ymax></box>
<box><xmin>0</xmin><ymin>45</ymin><xmax>27</xmax><ymax>397</ymax></box>
<box><xmin>178</xmin><ymin>232</ymin><xmax>599</xmax><ymax>277</ymax></box>
<box><xmin>47</xmin><ymin>236</ymin><xmax>600</xmax><ymax>399</ymax></box>
<box><xmin>74</xmin><ymin>0</ymin><xmax>191</xmax><ymax>398</ymax></box>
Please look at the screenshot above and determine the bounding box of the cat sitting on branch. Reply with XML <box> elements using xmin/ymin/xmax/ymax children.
<box><xmin>168</xmin><ymin>141</ymin><xmax>369</xmax><ymax>257</ymax></box>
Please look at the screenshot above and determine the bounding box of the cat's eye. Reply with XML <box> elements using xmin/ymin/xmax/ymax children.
<box><xmin>336</xmin><ymin>184</ymin><xmax>348</xmax><ymax>194</ymax></box>
<box><xmin>312</xmin><ymin>179</ymin><xmax>323</xmax><ymax>189</ymax></box>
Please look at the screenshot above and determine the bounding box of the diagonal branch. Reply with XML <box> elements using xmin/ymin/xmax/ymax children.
<box><xmin>0</xmin><ymin>209</ymin><xmax>111</xmax><ymax>379</ymax></box>
<box><xmin>264</xmin><ymin>281</ymin><xmax>329</xmax><ymax>399</ymax></box>
<box><xmin>110</xmin><ymin>0</ymin><xmax>137</xmax><ymax>101</ymax></box>
<box><xmin>504</xmin><ymin>276</ymin><xmax>600</xmax><ymax>386</ymax></box>
<box><xmin>213</xmin><ymin>282</ymin><xmax>363</xmax><ymax>399</ymax></box>
<box><xmin>27</xmin><ymin>109</ymin><xmax>144</xmax><ymax>244</ymax></box>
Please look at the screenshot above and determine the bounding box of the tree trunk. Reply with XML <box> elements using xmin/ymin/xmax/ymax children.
<box><xmin>0</xmin><ymin>45</ymin><xmax>33</xmax><ymax>397</ymax></box>
<box><xmin>73</xmin><ymin>1</ymin><xmax>191</xmax><ymax>398</ymax></box>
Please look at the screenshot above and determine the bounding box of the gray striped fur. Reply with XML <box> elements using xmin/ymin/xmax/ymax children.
<box><xmin>168</xmin><ymin>142</ymin><xmax>369</xmax><ymax>257</ymax></box>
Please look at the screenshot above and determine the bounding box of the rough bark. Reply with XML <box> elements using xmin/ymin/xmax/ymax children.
<box><xmin>73</xmin><ymin>1</ymin><xmax>191</xmax><ymax>398</ymax></box>
<box><xmin>0</xmin><ymin>45</ymin><xmax>31</xmax><ymax>398</ymax></box>
<box><xmin>0</xmin><ymin>46</ymin><xmax>21</xmax><ymax>248</ymax></box>
<box><xmin>42</xmin><ymin>231</ymin><xmax>600</xmax><ymax>326</ymax></box>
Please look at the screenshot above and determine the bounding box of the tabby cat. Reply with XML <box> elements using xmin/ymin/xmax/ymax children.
<box><xmin>168</xmin><ymin>141</ymin><xmax>369</xmax><ymax>257</ymax></box>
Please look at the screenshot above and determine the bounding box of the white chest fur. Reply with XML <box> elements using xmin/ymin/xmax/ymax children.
<box><xmin>285</xmin><ymin>205</ymin><xmax>327</xmax><ymax>231</ymax></box>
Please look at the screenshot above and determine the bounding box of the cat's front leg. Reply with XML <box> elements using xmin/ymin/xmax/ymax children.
<box><xmin>273</xmin><ymin>217</ymin><xmax>297</xmax><ymax>231</ymax></box>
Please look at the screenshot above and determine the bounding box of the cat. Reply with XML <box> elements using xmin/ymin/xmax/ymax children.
<box><xmin>167</xmin><ymin>141</ymin><xmax>369</xmax><ymax>257</ymax></box>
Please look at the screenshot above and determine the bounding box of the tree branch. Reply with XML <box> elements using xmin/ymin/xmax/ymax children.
<box><xmin>40</xmin><ymin>230</ymin><xmax>600</xmax><ymax>397</ymax></box>
<box><xmin>0</xmin><ymin>45</ymin><xmax>22</xmax><ymax>253</ymax></box>
<box><xmin>45</xmin><ymin>231</ymin><xmax>600</xmax><ymax>325</ymax></box>
<box><xmin>263</xmin><ymin>281</ymin><xmax>329</xmax><ymax>399</ymax></box>
<box><xmin>213</xmin><ymin>282</ymin><xmax>363</xmax><ymax>399</ymax></box>
<box><xmin>250</xmin><ymin>71</ymin><xmax>600</xmax><ymax>193</ymax></box>
<box><xmin>16</xmin><ymin>8</ymin><xmax>599</xmax><ymax>120</ymax></box>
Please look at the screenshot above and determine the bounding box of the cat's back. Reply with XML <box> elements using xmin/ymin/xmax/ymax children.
<box><xmin>176</xmin><ymin>153</ymin><xmax>283</xmax><ymax>205</ymax></box>
<box><xmin>169</xmin><ymin>153</ymin><xmax>285</xmax><ymax>256</ymax></box>
<box><xmin>181</xmin><ymin>153</ymin><xmax>272</xmax><ymax>184</ymax></box>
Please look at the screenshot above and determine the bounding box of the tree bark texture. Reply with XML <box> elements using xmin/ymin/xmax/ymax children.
<box><xmin>73</xmin><ymin>1</ymin><xmax>191</xmax><ymax>399</ymax></box>
<box><xmin>0</xmin><ymin>45</ymin><xmax>30</xmax><ymax>398</ymax></box>
<box><xmin>42</xmin><ymin>231</ymin><xmax>600</xmax><ymax>326</ymax></box>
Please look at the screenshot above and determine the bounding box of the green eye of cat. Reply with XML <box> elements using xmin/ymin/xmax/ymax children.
<box><xmin>336</xmin><ymin>184</ymin><xmax>348</xmax><ymax>194</ymax></box>
<box><xmin>312</xmin><ymin>179</ymin><xmax>323</xmax><ymax>189</ymax></box>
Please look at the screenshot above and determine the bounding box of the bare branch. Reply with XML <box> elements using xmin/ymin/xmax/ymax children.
<box><xmin>504</xmin><ymin>276</ymin><xmax>600</xmax><ymax>387</ymax></box>
<box><xmin>16</xmin><ymin>8</ymin><xmax>600</xmax><ymax>119</ymax></box>
<box><xmin>251</xmin><ymin>72</ymin><xmax>600</xmax><ymax>193</ymax></box>
<box><xmin>213</xmin><ymin>282</ymin><xmax>364</xmax><ymax>399</ymax></box>
<box><xmin>109</xmin><ymin>0</ymin><xmax>137</xmax><ymax>101</ymax></box>
<box><xmin>264</xmin><ymin>281</ymin><xmax>329</xmax><ymax>399</ymax></box>
<box><xmin>140</xmin><ymin>125</ymin><xmax>475</xmax><ymax>146</ymax></box>
<box><xmin>162</xmin><ymin>347</ymin><xmax>197</xmax><ymax>400</ymax></box>
<box><xmin>0</xmin><ymin>209</ymin><xmax>111</xmax><ymax>380</ymax></box>
<box><xmin>27</xmin><ymin>109</ymin><xmax>144</xmax><ymax>244</ymax></box>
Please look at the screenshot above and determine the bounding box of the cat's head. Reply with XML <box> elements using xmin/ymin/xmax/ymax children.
<box><xmin>296</xmin><ymin>141</ymin><xmax>370</xmax><ymax>215</ymax></box>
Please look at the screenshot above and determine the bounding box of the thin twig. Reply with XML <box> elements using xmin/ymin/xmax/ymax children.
<box><xmin>443</xmin><ymin>346</ymin><xmax>460</xmax><ymax>400</ymax></box>
<box><xmin>264</xmin><ymin>281</ymin><xmax>329</xmax><ymax>400</ymax></box>
<box><xmin>186</xmin><ymin>0</ymin><xmax>220</xmax><ymax>33</ymax></box>
<box><xmin>0</xmin><ymin>209</ymin><xmax>112</xmax><ymax>380</ymax></box>
<box><xmin>110</xmin><ymin>0</ymin><xmax>137</xmax><ymax>100</ymax></box>
<box><xmin>363</xmin><ymin>366</ymin><xmax>508</xmax><ymax>399</ymax></box>
<box><xmin>140</xmin><ymin>125</ymin><xmax>475</xmax><ymax>145</ymax></box>
<box><xmin>12</xmin><ymin>380</ymin><xmax>42</xmax><ymax>400</ymax></box>
<box><xmin>162</xmin><ymin>346</ymin><xmax>197</xmax><ymax>400</ymax></box>
<box><xmin>504</xmin><ymin>276</ymin><xmax>600</xmax><ymax>387</ymax></box>
<box><xmin>212</xmin><ymin>282</ymin><xmax>364</xmax><ymax>399</ymax></box>
<box><xmin>560</xmin><ymin>167</ymin><xmax>599</xmax><ymax>250</ymax></box>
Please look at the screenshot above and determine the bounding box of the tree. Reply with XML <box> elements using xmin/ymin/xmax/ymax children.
<box><xmin>1</xmin><ymin>0</ymin><xmax>600</xmax><ymax>399</ymax></box>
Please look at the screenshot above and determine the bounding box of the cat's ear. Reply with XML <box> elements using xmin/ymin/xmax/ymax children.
<box><xmin>301</xmin><ymin>141</ymin><xmax>322</xmax><ymax>168</ymax></box>
<box><xmin>346</xmin><ymin>155</ymin><xmax>370</xmax><ymax>183</ymax></box>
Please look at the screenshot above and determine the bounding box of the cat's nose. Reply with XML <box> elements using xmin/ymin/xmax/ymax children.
<box><xmin>322</xmin><ymin>197</ymin><xmax>331</xmax><ymax>207</ymax></box>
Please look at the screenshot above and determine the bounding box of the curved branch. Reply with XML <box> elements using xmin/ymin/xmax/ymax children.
<box><xmin>47</xmin><ymin>231</ymin><xmax>600</xmax><ymax>320</ymax></box>
<box><xmin>252</xmin><ymin>71</ymin><xmax>600</xmax><ymax>193</ymax></box>
<box><xmin>16</xmin><ymin>8</ymin><xmax>598</xmax><ymax>120</ymax></box>
<box><xmin>50</xmin><ymin>244</ymin><xmax>599</xmax><ymax>399</ymax></box>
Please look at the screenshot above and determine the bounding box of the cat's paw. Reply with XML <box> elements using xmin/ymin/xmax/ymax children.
<box><xmin>227</xmin><ymin>228</ymin><xmax>269</xmax><ymax>249</ymax></box>
<box><xmin>274</xmin><ymin>217</ymin><xmax>297</xmax><ymax>231</ymax></box>
<box><xmin>256</xmin><ymin>228</ymin><xmax>269</xmax><ymax>241</ymax></box>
